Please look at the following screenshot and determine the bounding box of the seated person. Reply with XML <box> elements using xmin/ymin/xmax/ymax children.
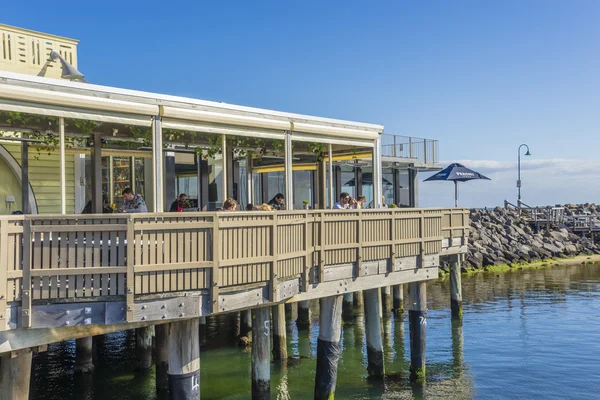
<box><xmin>334</xmin><ymin>192</ymin><xmax>358</xmax><ymax>209</ymax></box>
<box><xmin>267</xmin><ymin>193</ymin><xmax>285</xmax><ymax>210</ymax></box>
<box><xmin>223</xmin><ymin>198</ymin><xmax>238</xmax><ymax>211</ymax></box>
<box><xmin>169</xmin><ymin>193</ymin><xmax>188</xmax><ymax>212</ymax></box>
<box><xmin>118</xmin><ymin>188</ymin><xmax>148</xmax><ymax>213</ymax></box>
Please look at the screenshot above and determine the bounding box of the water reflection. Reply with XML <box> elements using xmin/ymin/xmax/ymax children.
<box><xmin>29</xmin><ymin>263</ymin><xmax>600</xmax><ymax>399</ymax></box>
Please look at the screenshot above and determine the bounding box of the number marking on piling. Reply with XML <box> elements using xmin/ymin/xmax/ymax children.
<box><xmin>419</xmin><ymin>315</ymin><xmax>427</xmax><ymax>326</ymax></box>
<box><xmin>192</xmin><ymin>375</ymin><xmax>199</xmax><ymax>391</ymax></box>
<box><xmin>264</xmin><ymin>320</ymin><xmax>270</xmax><ymax>336</ymax></box>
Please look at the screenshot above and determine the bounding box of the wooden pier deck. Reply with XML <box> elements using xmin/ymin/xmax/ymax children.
<box><xmin>0</xmin><ymin>208</ymin><xmax>468</xmax><ymax>353</ymax></box>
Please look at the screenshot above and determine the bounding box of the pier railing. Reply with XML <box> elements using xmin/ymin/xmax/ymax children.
<box><xmin>381</xmin><ymin>134</ymin><xmax>439</xmax><ymax>165</ymax></box>
<box><xmin>0</xmin><ymin>208</ymin><xmax>468</xmax><ymax>329</ymax></box>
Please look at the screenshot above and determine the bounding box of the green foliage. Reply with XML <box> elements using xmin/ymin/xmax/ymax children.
<box><xmin>309</xmin><ymin>142</ymin><xmax>327</xmax><ymax>161</ymax></box>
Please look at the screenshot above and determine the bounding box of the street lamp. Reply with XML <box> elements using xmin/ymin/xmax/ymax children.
<box><xmin>517</xmin><ymin>143</ymin><xmax>531</xmax><ymax>208</ymax></box>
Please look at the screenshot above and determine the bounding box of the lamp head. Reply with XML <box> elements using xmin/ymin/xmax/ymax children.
<box><xmin>49</xmin><ymin>50</ymin><xmax>85</xmax><ymax>81</ymax></box>
<box><xmin>525</xmin><ymin>150</ymin><xmax>531</xmax><ymax>156</ymax></box>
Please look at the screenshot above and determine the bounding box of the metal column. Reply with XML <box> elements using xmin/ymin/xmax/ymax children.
<box><xmin>247</xmin><ymin>155</ymin><xmax>253</xmax><ymax>206</ymax></box>
<box><xmin>284</xmin><ymin>130</ymin><xmax>293</xmax><ymax>210</ymax></box>
<box><xmin>59</xmin><ymin>117</ymin><xmax>66</xmax><ymax>214</ymax></box>
<box><xmin>152</xmin><ymin>116</ymin><xmax>164</xmax><ymax>213</ymax></box>
<box><xmin>222</xmin><ymin>135</ymin><xmax>228</xmax><ymax>201</ymax></box>
<box><xmin>21</xmin><ymin>134</ymin><xmax>29</xmax><ymax>214</ymax></box>
<box><xmin>373</xmin><ymin>135</ymin><xmax>383</xmax><ymax>208</ymax></box>
<box><xmin>328</xmin><ymin>144</ymin><xmax>334</xmax><ymax>209</ymax></box>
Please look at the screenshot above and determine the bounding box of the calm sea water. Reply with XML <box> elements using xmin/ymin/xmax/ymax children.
<box><xmin>30</xmin><ymin>263</ymin><xmax>600</xmax><ymax>399</ymax></box>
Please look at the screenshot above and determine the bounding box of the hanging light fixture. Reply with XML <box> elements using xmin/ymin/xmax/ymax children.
<box><xmin>49</xmin><ymin>50</ymin><xmax>85</xmax><ymax>81</ymax></box>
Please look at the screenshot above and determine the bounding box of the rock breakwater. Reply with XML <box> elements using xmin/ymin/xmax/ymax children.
<box><xmin>466</xmin><ymin>205</ymin><xmax>600</xmax><ymax>269</ymax></box>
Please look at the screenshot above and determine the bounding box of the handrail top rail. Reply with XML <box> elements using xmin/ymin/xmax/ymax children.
<box><xmin>0</xmin><ymin>207</ymin><xmax>469</xmax><ymax>221</ymax></box>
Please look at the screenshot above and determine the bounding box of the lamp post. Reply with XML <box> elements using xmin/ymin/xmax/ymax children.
<box><xmin>517</xmin><ymin>144</ymin><xmax>531</xmax><ymax>208</ymax></box>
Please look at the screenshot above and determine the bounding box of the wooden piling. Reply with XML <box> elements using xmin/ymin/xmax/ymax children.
<box><xmin>168</xmin><ymin>319</ymin><xmax>200</xmax><ymax>400</ymax></box>
<box><xmin>364</xmin><ymin>288</ymin><xmax>384</xmax><ymax>377</ymax></box>
<box><xmin>155</xmin><ymin>324</ymin><xmax>169</xmax><ymax>393</ymax></box>
<box><xmin>297</xmin><ymin>300</ymin><xmax>311</xmax><ymax>329</ymax></box>
<box><xmin>136</xmin><ymin>326</ymin><xmax>153</xmax><ymax>370</ymax></box>
<box><xmin>450</xmin><ymin>257</ymin><xmax>463</xmax><ymax>319</ymax></box>
<box><xmin>272</xmin><ymin>304</ymin><xmax>287</xmax><ymax>361</ymax></box>
<box><xmin>382</xmin><ymin>286</ymin><xmax>392</xmax><ymax>312</ymax></box>
<box><xmin>75</xmin><ymin>336</ymin><xmax>94</xmax><ymax>374</ymax></box>
<box><xmin>342</xmin><ymin>292</ymin><xmax>354</xmax><ymax>321</ymax></box>
<box><xmin>252</xmin><ymin>307</ymin><xmax>271</xmax><ymax>399</ymax></box>
<box><xmin>0</xmin><ymin>349</ymin><xmax>32</xmax><ymax>400</ymax></box>
<box><xmin>314</xmin><ymin>295</ymin><xmax>343</xmax><ymax>399</ymax></box>
<box><xmin>199</xmin><ymin>316</ymin><xmax>207</xmax><ymax>347</ymax></box>
<box><xmin>409</xmin><ymin>281</ymin><xmax>427</xmax><ymax>383</ymax></box>
<box><xmin>285</xmin><ymin>302</ymin><xmax>297</xmax><ymax>322</ymax></box>
<box><xmin>393</xmin><ymin>284</ymin><xmax>404</xmax><ymax>313</ymax></box>
<box><xmin>353</xmin><ymin>290</ymin><xmax>364</xmax><ymax>308</ymax></box>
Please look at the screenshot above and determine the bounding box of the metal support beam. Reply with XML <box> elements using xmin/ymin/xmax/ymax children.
<box><xmin>317</xmin><ymin>160</ymin><xmax>326</xmax><ymax>209</ymax></box>
<box><xmin>198</xmin><ymin>157</ymin><xmax>209</xmax><ymax>211</ymax></box>
<box><xmin>91</xmin><ymin>133</ymin><xmax>103</xmax><ymax>213</ymax></box>
<box><xmin>328</xmin><ymin>144</ymin><xmax>334</xmax><ymax>209</ymax></box>
<box><xmin>59</xmin><ymin>117</ymin><xmax>66</xmax><ymax>214</ymax></box>
<box><xmin>373</xmin><ymin>135</ymin><xmax>383</xmax><ymax>208</ymax></box>
<box><xmin>409</xmin><ymin>168</ymin><xmax>419</xmax><ymax>208</ymax></box>
<box><xmin>284</xmin><ymin>131</ymin><xmax>293</xmax><ymax>209</ymax></box>
<box><xmin>246</xmin><ymin>155</ymin><xmax>253</xmax><ymax>206</ymax></box>
<box><xmin>152</xmin><ymin>116</ymin><xmax>164</xmax><ymax>212</ymax></box>
<box><xmin>21</xmin><ymin>134</ymin><xmax>29</xmax><ymax>214</ymax></box>
<box><xmin>222</xmin><ymin>135</ymin><xmax>228</xmax><ymax>201</ymax></box>
<box><xmin>164</xmin><ymin>153</ymin><xmax>176</xmax><ymax>210</ymax></box>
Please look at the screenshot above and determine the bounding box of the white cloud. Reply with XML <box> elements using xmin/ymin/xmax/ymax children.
<box><xmin>419</xmin><ymin>158</ymin><xmax>600</xmax><ymax>208</ymax></box>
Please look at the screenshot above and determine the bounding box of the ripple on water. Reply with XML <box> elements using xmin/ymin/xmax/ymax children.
<box><xmin>29</xmin><ymin>263</ymin><xmax>600</xmax><ymax>399</ymax></box>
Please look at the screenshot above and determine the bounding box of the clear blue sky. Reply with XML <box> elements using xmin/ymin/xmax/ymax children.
<box><xmin>3</xmin><ymin>1</ymin><xmax>599</xmax><ymax>206</ymax></box>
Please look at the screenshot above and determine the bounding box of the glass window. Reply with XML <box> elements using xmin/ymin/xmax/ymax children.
<box><xmin>398</xmin><ymin>169</ymin><xmax>411</xmax><ymax>207</ymax></box>
<box><xmin>362</xmin><ymin>167</ymin><xmax>373</xmax><ymax>208</ymax></box>
<box><xmin>340</xmin><ymin>166</ymin><xmax>356</xmax><ymax>199</ymax></box>
<box><xmin>239</xmin><ymin>159</ymin><xmax>248</xmax><ymax>208</ymax></box>
<box><xmin>382</xmin><ymin>168</ymin><xmax>394</xmax><ymax>207</ymax></box>
<box><xmin>293</xmin><ymin>170</ymin><xmax>313</xmax><ymax>209</ymax></box>
<box><xmin>208</xmin><ymin>154</ymin><xmax>223</xmax><ymax>210</ymax></box>
<box><xmin>267</xmin><ymin>172</ymin><xmax>285</xmax><ymax>204</ymax></box>
<box><xmin>253</xmin><ymin>173</ymin><xmax>263</xmax><ymax>205</ymax></box>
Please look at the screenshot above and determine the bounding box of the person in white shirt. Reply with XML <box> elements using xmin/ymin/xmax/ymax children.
<box><xmin>334</xmin><ymin>192</ymin><xmax>358</xmax><ymax>209</ymax></box>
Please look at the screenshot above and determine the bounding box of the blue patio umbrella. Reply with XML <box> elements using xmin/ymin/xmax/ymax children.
<box><xmin>424</xmin><ymin>163</ymin><xmax>491</xmax><ymax>207</ymax></box>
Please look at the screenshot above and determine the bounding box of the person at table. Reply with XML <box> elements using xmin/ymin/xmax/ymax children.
<box><xmin>334</xmin><ymin>192</ymin><xmax>358</xmax><ymax>209</ymax></box>
<box><xmin>169</xmin><ymin>193</ymin><xmax>187</xmax><ymax>212</ymax></box>
<box><xmin>118</xmin><ymin>188</ymin><xmax>148</xmax><ymax>213</ymax></box>
<box><xmin>223</xmin><ymin>198</ymin><xmax>238</xmax><ymax>211</ymax></box>
<box><xmin>268</xmin><ymin>193</ymin><xmax>285</xmax><ymax>210</ymax></box>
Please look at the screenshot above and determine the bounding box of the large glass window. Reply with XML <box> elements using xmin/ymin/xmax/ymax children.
<box><xmin>85</xmin><ymin>155</ymin><xmax>147</xmax><ymax>209</ymax></box>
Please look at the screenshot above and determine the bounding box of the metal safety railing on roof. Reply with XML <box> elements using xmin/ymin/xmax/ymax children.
<box><xmin>381</xmin><ymin>134</ymin><xmax>439</xmax><ymax>164</ymax></box>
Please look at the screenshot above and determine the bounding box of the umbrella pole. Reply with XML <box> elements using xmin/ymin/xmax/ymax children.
<box><xmin>454</xmin><ymin>181</ymin><xmax>458</xmax><ymax>207</ymax></box>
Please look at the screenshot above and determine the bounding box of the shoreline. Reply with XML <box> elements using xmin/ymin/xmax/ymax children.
<box><xmin>439</xmin><ymin>254</ymin><xmax>600</xmax><ymax>278</ymax></box>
